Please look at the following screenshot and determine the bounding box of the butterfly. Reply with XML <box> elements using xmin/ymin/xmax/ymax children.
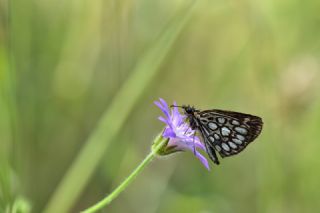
<box><xmin>171</xmin><ymin>105</ymin><xmax>263</xmax><ymax>165</ymax></box>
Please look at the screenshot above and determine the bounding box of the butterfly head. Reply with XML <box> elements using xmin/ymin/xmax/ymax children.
<box><xmin>170</xmin><ymin>104</ymin><xmax>200</xmax><ymax>129</ymax></box>
<box><xmin>182</xmin><ymin>105</ymin><xmax>196</xmax><ymax>115</ymax></box>
<box><xmin>170</xmin><ymin>104</ymin><xmax>198</xmax><ymax>115</ymax></box>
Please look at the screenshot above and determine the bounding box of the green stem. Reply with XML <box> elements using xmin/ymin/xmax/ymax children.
<box><xmin>81</xmin><ymin>135</ymin><xmax>167</xmax><ymax>213</ymax></box>
<box><xmin>43</xmin><ymin>3</ymin><xmax>197</xmax><ymax>212</ymax></box>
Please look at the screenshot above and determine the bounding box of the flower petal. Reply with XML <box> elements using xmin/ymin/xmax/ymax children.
<box><xmin>171</xmin><ymin>102</ymin><xmax>185</xmax><ymax>126</ymax></box>
<box><xmin>159</xmin><ymin>98</ymin><xmax>169</xmax><ymax>111</ymax></box>
<box><xmin>155</xmin><ymin>99</ymin><xmax>170</xmax><ymax>119</ymax></box>
<box><xmin>194</xmin><ymin>151</ymin><xmax>210</xmax><ymax>170</ymax></box>
<box><xmin>181</xmin><ymin>137</ymin><xmax>203</xmax><ymax>148</ymax></box>
<box><xmin>194</xmin><ymin>139</ymin><xmax>206</xmax><ymax>151</ymax></box>
<box><xmin>163</xmin><ymin>128</ymin><xmax>176</xmax><ymax>138</ymax></box>
<box><xmin>172</xmin><ymin>101</ymin><xmax>180</xmax><ymax>117</ymax></box>
<box><xmin>158</xmin><ymin>116</ymin><xmax>168</xmax><ymax>124</ymax></box>
<box><xmin>154</xmin><ymin>100</ymin><xmax>163</xmax><ymax>109</ymax></box>
<box><xmin>155</xmin><ymin>98</ymin><xmax>210</xmax><ymax>170</ymax></box>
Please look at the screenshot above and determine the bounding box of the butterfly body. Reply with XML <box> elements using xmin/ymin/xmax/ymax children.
<box><xmin>180</xmin><ymin>105</ymin><xmax>263</xmax><ymax>165</ymax></box>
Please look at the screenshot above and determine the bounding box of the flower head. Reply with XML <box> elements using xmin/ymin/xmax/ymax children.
<box><xmin>154</xmin><ymin>98</ymin><xmax>210</xmax><ymax>170</ymax></box>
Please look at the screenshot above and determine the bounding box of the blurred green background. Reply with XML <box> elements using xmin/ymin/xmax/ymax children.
<box><xmin>1</xmin><ymin>0</ymin><xmax>320</xmax><ymax>212</ymax></box>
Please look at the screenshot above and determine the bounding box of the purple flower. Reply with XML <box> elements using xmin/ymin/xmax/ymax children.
<box><xmin>154</xmin><ymin>98</ymin><xmax>210</xmax><ymax>170</ymax></box>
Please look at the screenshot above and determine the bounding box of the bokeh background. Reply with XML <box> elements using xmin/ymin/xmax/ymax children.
<box><xmin>1</xmin><ymin>0</ymin><xmax>320</xmax><ymax>212</ymax></box>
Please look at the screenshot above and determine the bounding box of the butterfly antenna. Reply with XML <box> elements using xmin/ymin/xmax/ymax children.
<box><xmin>170</xmin><ymin>105</ymin><xmax>183</xmax><ymax>108</ymax></box>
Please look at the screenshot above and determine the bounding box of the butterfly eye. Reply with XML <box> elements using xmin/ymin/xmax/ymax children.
<box><xmin>183</xmin><ymin>106</ymin><xmax>194</xmax><ymax>114</ymax></box>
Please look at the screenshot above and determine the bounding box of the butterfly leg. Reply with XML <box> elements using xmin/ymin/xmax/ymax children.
<box><xmin>204</xmin><ymin>142</ymin><xmax>220</xmax><ymax>165</ymax></box>
<box><xmin>182</xmin><ymin>125</ymin><xmax>196</xmax><ymax>154</ymax></box>
<box><xmin>184</xmin><ymin>125</ymin><xmax>191</xmax><ymax>135</ymax></box>
<box><xmin>192</xmin><ymin>133</ymin><xmax>196</xmax><ymax>155</ymax></box>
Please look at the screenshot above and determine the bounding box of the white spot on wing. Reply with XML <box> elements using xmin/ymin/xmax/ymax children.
<box><xmin>235</xmin><ymin>127</ymin><xmax>248</xmax><ymax>135</ymax></box>
<box><xmin>228</xmin><ymin>142</ymin><xmax>237</xmax><ymax>149</ymax></box>
<box><xmin>236</xmin><ymin>134</ymin><xmax>245</xmax><ymax>141</ymax></box>
<box><xmin>208</xmin><ymin>136</ymin><xmax>215</xmax><ymax>143</ymax></box>
<box><xmin>231</xmin><ymin>120</ymin><xmax>240</xmax><ymax>125</ymax></box>
<box><xmin>215</xmin><ymin>145</ymin><xmax>221</xmax><ymax>152</ymax></box>
<box><xmin>232</xmin><ymin>138</ymin><xmax>243</xmax><ymax>145</ymax></box>
<box><xmin>217</xmin><ymin>117</ymin><xmax>225</xmax><ymax>124</ymax></box>
<box><xmin>214</xmin><ymin>134</ymin><xmax>220</xmax><ymax>140</ymax></box>
<box><xmin>221</xmin><ymin>143</ymin><xmax>230</xmax><ymax>151</ymax></box>
<box><xmin>208</xmin><ymin>122</ymin><xmax>218</xmax><ymax>130</ymax></box>
<box><xmin>221</xmin><ymin>127</ymin><xmax>231</xmax><ymax>136</ymax></box>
